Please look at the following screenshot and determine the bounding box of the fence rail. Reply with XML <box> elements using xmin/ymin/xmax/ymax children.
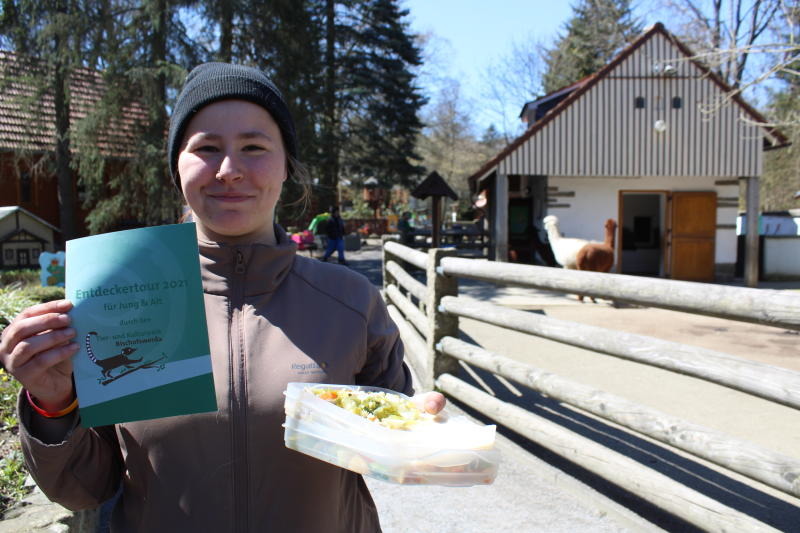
<box><xmin>440</xmin><ymin>296</ymin><xmax>800</xmax><ymax>410</ymax></box>
<box><xmin>437</xmin><ymin>375</ymin><xmax>783</xmax><ymax>533</ymax></box>
<box><xmin>437</xmin><ymin>336</ymin><xmax>800</xmax><ymax>498</ymax></box>
<box><xmin>439</xmin><ymin>256</ymin><xmax>800</xmax><ymax>331</ymax></box>
<box><xmin>382</xmin><ymin>240</ymin><xmax>800</xmax><ymax>532</ymax></box>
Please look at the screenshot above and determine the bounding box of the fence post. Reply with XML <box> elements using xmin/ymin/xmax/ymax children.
<box><xmin>426</xmin><ymin>248</ymin><xmax>460</xmax><ymax>383</ymax></box>
<box><xmin>380</xmin><ymin>235</ymin><xmax>396</xmax><ymax>291</ymax></box>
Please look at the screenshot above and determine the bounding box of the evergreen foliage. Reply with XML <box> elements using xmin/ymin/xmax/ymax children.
<box><xmin>72</xmin><ymin>0</ymin><xmax>196</xmax><ymax>233</ymax></box>
<box><xmin>762</xmin><ymin>4</ymin><xmax>800</xmax><ymax>211</ymax></box>
<box><xmin>331</xmin><ymin>0</ymin><xmax>426</xmax><ymax>197</ymax></box>
<box><xmin>0</xmin><ymin>0</ymin><xmax>105</xmax><ymax>240</ymax></box>
<box><xmin>1</xmin><ymin>0</ymin><xmax>425</xmax><ymax>232</ymax></box>
<box><xmin>541</xmin><ymin>0</ymin><xmax>641</xmax><ymax>94</ymax></box>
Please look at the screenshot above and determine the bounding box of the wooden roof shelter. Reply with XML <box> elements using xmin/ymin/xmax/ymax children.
<box><xmin>412</xmin><ymin>171</ymin><xmax>458</xmax><ymax>247</ymax></box>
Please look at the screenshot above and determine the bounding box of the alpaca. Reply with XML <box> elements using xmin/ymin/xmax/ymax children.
<box><xmin>575</xmin><ymin>218</ymin><xmax>617</xmax><ymax>302</ymax></box>
<box><xmin>542</xmin><ymin>215</ymin><xmax>593</xmax><ymax>270</ymax></box>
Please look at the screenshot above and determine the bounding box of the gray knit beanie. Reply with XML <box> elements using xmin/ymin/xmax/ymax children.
<box><xmin>168</xmin><ymin>62</ymin><xmax>298</xmax><ymax>190</ymax></box>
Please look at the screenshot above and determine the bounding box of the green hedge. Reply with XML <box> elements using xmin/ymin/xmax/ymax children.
<box><xmin>0</xmin><ymin>269</ymin><xmax>39</xmax><ymax>286</ymax></box>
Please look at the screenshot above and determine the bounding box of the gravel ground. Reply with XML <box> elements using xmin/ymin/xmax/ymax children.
<box><xmin>366</xmin><ymin>404</ymin><xmax>641</xmax><ymax>533</ymax></box>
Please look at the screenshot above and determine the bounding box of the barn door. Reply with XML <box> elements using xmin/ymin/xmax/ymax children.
<box><xmin>668</xmin><ymin>191</ymin><xmax>717</xmax><ymax>281</ymax></box>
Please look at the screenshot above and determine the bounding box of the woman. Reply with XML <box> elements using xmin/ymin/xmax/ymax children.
<box><xmin>0</xmin><ymin>63</ymin><xmax>443</xmax><ymax>532</ymax></box>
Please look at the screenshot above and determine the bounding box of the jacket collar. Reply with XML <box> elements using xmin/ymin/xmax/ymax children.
<box><xmin>198</xmin><ymin>224</ymin><xmax>297</xmax><ymax>297</ymax></box>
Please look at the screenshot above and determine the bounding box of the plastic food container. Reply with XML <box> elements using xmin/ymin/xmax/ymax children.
<box><xmin>283</xmin><ymin>382</ymin><xmax>500</xmax><ymax>486</ymax></box>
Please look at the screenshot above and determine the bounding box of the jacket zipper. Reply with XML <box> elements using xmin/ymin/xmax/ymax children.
<box><xmin>231</xmin><ymin>249</ymin><xmax>248</xmax><ymax>532</ymax></box>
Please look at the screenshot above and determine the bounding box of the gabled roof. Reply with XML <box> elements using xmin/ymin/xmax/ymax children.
<box><xmin>0</xmin><ymin>205</ymin><xmax>60</xmax><ymax>232</ymax></box>
<box><xmin>412</xmin><ymin>171</ymin><xmax>458</xmax><ymax>200</ymax></box>
<box><xmin>469</xmin><ymin>22</ymin><xmax>790</xmax><ymax>189</ymax></box>
<box><xmin>0</xmin><ymin>227</ymin><xmax>48</xmax><ymax>244</ymax></box>
<box><xmin>0</xmin><ymin>50</ymin><xmax>149</xmax><ymax>158</ymax></box>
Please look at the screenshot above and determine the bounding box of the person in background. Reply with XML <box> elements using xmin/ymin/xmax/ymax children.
<box><xmin>398</xmin><ymin>211</ymin><xmax>414</xmax><ymax>246</ymax></box>
<box><xmin>0</xmin><ymin>62</ymin><xmax>444</xmax><ymax>532</ymax></box>
<box><xmin>321</xmin><ymin>205</ymin><xmax>347</xmax><ymax>265</ymax></box>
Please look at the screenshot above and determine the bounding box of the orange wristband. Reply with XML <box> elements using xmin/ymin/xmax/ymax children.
<box><xmin>26</xmin><ymin>390</ymin><xmax>78</xmax><ymax>418</ymax></box>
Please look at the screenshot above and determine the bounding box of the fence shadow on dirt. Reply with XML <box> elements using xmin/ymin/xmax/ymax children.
<box><xmin>453</xmin><ymin>329</ymin><xmax>800</xmax><ymax>532</ymax></box>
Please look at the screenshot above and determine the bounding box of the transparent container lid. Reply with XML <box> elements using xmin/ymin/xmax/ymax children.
<box><xmin>283</xmin><ymin>382</ymin><xmax>501</xmax><ymax>486</ymax></box>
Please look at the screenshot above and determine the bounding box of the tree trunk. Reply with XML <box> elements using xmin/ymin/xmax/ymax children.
<box><xmin>53</xmin><ymin>57</ymin><xmax>76</xmax><ymax>242</ymax></box>
<box><xmin>217</xmin><ymin>0</ymin><xmax>233</xmax><ymax>62</ymax></box>
<box><xmin>320</xmin><ymin>0</ymin><xmax>338</xmax><ymax>209</ymax></box>
<box><xmin>149</xmin><ymin>0</ymin><xmax>168</xmax><ymax>144</ymax></box>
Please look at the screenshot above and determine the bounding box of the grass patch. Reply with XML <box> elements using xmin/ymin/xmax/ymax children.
<box><xmin>0</xmin><ymin>271</ymin><xmax>64</xmax><ymax>517</ymax></box>
<box><xmin>0</xmin><ymin>450</ymin><xmax>27</xmax><ymax>515</ymax></box>
<box><xmin>0</xmin><ymin>370</ymin><xmax>24</xmax><ymax>517</ymax></box>
<box><xmin>0</xmin><ymin>286</ymin><xmax>38</xmax><ymax>331</ymax></box>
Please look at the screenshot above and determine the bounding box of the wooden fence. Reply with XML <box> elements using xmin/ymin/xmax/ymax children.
<box><xmin>381</xmin><ymin>238</ymin><xmax>800</xmax><ymax>533</ymax></box>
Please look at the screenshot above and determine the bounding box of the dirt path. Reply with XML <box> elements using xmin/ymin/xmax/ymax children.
<box><xmin>541</xmin><ymin>300</ymin><xmax>800</xmax><ymax>372</ymax></box>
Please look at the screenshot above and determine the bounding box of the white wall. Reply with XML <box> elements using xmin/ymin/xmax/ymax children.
<box><xmin>0</xmin><ymin>212</ymin><xmax>56</xmax><ymax>250</ymax></box>
<box><xmin>547</xmin><ymin>175</ymin><xmax>738</xmax><ymax>264</ymax></box>
<box><xmin>763</xmin><ymin>237</ymin><xmax>800</xmax><ymax>279</ymax></box>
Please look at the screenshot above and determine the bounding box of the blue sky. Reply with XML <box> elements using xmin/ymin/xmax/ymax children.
<box><xmin>402</xmin><ymin>0</ymin><xmax>573</xmax><ymax>132</ymax></box>
<box><xmin>401</xmin><ymin>0</ymin><xmax>668</xmax><ymax>133</ymax></box>
<box><xmin>402</xmin><ymin>1</ymin><xmax>574</xmax><ymax>80</ymax></box>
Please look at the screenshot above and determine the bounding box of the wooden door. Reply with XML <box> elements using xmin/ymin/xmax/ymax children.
<box><xmin>17</xmin><ymin>249</ymin><xmax>30</xmax><ymax>267</ymax></box>
<box><xmin>668</xmin><ymin>191</ymin><xmax>716</xmax><ymax>281</ymax></box>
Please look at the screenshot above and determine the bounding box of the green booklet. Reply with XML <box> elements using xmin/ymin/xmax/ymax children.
<box><xmin>66</xmin><ymin>223</ymin><xmax>217</xmax><ymax>427</ymax></box>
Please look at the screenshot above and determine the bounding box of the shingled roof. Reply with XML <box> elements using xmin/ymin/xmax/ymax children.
<box><xmin>0</xmin><ymin>50</ymin><xmax>149</xmax><ymax>158</ymax></box>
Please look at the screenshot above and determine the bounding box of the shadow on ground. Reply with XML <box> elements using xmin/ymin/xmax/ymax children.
<box><xmin>450</xmin><ymin>331</ymin><xmax>800</xmax><ymax>533</ymax></box>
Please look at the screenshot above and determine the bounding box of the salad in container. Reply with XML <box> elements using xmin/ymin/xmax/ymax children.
<box><xmin>283</xmin><ymin>382</ymin><xmax>500</xmax><ymax>486</ymax></box>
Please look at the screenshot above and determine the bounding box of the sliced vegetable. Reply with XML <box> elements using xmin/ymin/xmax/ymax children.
<box><xmin>310</xmin><ymin>388</ymin><xmax>426</xmax><ymax>430</ymax></box>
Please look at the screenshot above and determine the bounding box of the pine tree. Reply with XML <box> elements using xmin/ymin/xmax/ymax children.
<box><xmin>194</xmin><ymin>0</ymin><xmax>425</xmax><ymax>216</ymax></box>
<box><xmin>0</xmin><ymin>0</ymin><xmax>102</xmax><ymax>241</ymax></box>
<box><xmin>197</xmin><ymin>0</ymin><xmax>325</xmax><ymax>220</ymax></box>
<box><xmin>74</xmin><ymin>0</ymin><xmax>197</xmax><ymax>233</ymax></box>
<box><xmin>335</xmin><ymin>0</ymin><xmax>426</xmax><ymax>191</ymax></box>
<box><xmin>541</xmin><ymin>0</ymin><xmax>641</xmax><ymax>94</ymax></box>
<box><xmin>311</xmin><ymin>0</ymin><xmax>427</xmax><ymax>212</ymax></box>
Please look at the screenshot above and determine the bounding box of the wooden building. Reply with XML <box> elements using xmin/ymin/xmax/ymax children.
<box><xmin>469</xmin><ymin>23</ymin><xmax>788</xmax><ymax>285</ymax></box>
<box><xmin>0</xmin><ymin>206</ymin><xmax>59</xmax><ymax>268</ymax></box>
<box><xmin>0</xmin><ymin>50</ymin><xmax>148</xmax><ymax>243</ymax></box>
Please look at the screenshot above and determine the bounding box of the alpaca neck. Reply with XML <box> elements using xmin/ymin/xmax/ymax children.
<box><xmin>604</xmin><ymin>226</ymin><xmax>615</xmax><ymax>248</ymax></box>
<box><xmin>546</xmin><ymin>225</ymin><xmax>561</xmax><ymax>243</ymax></box>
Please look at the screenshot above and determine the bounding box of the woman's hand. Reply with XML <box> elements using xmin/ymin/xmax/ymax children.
<box><xmin>0</xmin><ymin>300</ymin><xmax>78</xmax><ymax>410</ymax></box>
<box><xmin>412</xmin><ymin>391</ymin><xmax>446</xmax><ymax>415</ymax></box>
